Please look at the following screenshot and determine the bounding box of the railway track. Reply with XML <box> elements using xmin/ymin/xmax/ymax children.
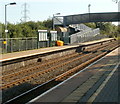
<box><xmin>2</xmin><ymin>39</ymin><xmax>120</xmax><ymax>103</ymax></box>
<box><xmin>1</xmin><ymin>40</ymin><xmax>118</xmax><ymax>88</ymax></box>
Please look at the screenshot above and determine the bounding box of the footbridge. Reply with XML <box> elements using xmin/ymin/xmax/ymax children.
<box><xmin>54</xmin><ymin>12</ymin><xmax>120</xmax><ymax>26</ymax></box>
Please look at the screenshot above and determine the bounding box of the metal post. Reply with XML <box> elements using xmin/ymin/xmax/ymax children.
<box><xmin>118</xmin><ymin>1</ymin><xmax>120</xmax><ymax>25</ymax></box>
<box><xmin>53</xmin><ymin>14</ymin><xmax>54</xmax><ymax>30</ymax></box>
<box><xmin>4</xmin><ymin>2</ymin><xmax>16</xmax><ymax>53</ymax></box>
<box><xmin>88</xmin><ymin>4</ymin><xmax>91</xmax><ymax>22</ymax></box>
<box><xmin>26</xmin><ymin>38</ymin><xmax>27</xmax><ymax>50</ymax></box>
<box><xmin>18</xmin><ymin>39</ymin><xmax>20</xmax><ymax>51</ymax></box>
<box><xmin>88</xmin><ymin>4</ymin><xmax>91</xmax><ymax>13</ymax></box>
<box><xmin>5</xmin><ymin>5</ymin><xmax>7</xmax><ymax>52</ymax></box>
<box><xmin>112</xmin><ymin>0</ymin><xmax>120</xmax><ymax>25</ymax></box>
<box><xmin>53</xmin><ymin>13</ymin><xmax>60</xmax><ymax>30</ymax></box>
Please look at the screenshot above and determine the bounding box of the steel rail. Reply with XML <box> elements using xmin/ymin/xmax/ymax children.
<box><xmin>3</xmin><ymin>41</ymin><xmax>119</xmax><ymax>104</ymax></box>
<box><xmin>1</xmin><ymin>40</ymin><xmax>118</xmax><ymax>89</ymax></box>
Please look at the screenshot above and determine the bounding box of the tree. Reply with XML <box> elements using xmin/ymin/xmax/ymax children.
<box><xmin>0</xmin><ymin>23</ymin><xmax>5</xmax><ymax>38</ymax></box>
<box><xmin>1</xmin><ymin>19</ymin><xmax>120</xmax><ymax>39</ymax></box>
<box><xmin>42</xmin><ymin>19</ymin><xmax>52</xmax><ymax>29</ymax></box>
<box><xmin>84</xmin><ymin>23</ymin><xmax>96</xmax><ymax>29</ymax></box>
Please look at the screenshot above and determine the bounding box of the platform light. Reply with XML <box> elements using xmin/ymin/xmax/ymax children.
<box><xmin>53</xmin><ymin>13</ymin><xmax>61</xmax><ymax>30</ymax></box>
<box><xmin>5</xmin><ymin>2</ymin><xmax>16</xmax><ymax>52</ymax></box>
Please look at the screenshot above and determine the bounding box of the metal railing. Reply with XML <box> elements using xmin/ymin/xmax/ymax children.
<box><xmin>69</xmin><ymin>24</ymin><xmax>91</xmax><ymax>31</ymax></box>
<box><xmin>70</xmin><ymin>28</ymin><xmax>108</xmax><ymax>44</ymax></box>
<box><xmin>0</xmin><ymin>37</ymin><xmax>54</xmax><ymax>54</ymax></box>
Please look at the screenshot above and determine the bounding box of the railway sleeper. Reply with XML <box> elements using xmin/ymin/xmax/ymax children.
<box><xmin>2</xmin><ymin>41</ymin><xmax>119</xmax><ymax>90</ymax></box>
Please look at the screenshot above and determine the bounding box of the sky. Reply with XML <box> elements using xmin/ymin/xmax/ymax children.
<box><xmin>0</xmin><ymin>0</ymin><xmax>119</xmax><ymax>24</ymax></box>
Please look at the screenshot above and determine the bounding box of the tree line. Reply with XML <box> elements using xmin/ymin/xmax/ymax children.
<box><xmin>0</xmin><ymin>19</ymin><xmax>52</xmax><ymax>38</ymax></box>
<box><xmin>0</xmin><ymin>19</ymin><xmax>120</xmax><ymax>39</ymax></box>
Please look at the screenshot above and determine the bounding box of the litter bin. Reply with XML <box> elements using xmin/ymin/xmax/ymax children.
<box><xmin>56</xmin><ymin>40</ymin><xmax>64</xmax><ymax>46</ymax></box>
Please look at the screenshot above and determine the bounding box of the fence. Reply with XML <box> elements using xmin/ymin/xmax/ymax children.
<box><xmin>0</xmin><ymin>37</ymin><xmax>53</xmax><ymax>54</ymax></box>
<box><xmin>0</xmin><ymin>30</ymin><xmax>109</xmax><ymax>54</ymax></box>
<box><xmin>1</xmin><ymin>30</ymin><xmax>58</xmax><ymax>54</ymax></box>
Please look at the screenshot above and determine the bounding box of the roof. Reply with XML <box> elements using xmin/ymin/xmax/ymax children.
<box><xmin>55</xmin><ymin>26</ymin><xmax>67</xmax><ymax>32</ymax></box>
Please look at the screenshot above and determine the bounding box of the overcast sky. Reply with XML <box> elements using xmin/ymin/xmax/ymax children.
<box><xmin>0</xmin><ymin>0</ymin><xmax>118</xmax><ymax>24</ymax></box>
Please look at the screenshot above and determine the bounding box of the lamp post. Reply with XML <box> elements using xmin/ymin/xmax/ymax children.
<box><xmin>5</xmin><ymin>2</ymin><xmax>16</xmax><ymax>52</ymax></box>
<box><xmin>53</xmin><ymin>13</ymin><xmax>60</xmax><ymax>30</ymax></box>
<box><xmin>88</xmin><ymin>4</ymin><xmax>91</xmax><ymax>22</ymax></box>
<box><xmin>88</xmin><ymin>4</ymin><xmax>91</xmax><ymax>13</ymax></box>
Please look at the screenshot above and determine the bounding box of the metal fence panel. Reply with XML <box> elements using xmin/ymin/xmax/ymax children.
<box><xmin>0</xmin><ymin>37</ymin><xmax>51</xmax><ymax>53</ymax></box>
<box><xmin>70</xmin><ymin>28</ymin><xmax>108</xmax><ymax>44</ymax></box>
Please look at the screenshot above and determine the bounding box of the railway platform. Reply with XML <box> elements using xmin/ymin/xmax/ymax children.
<box><xmin>28</xmin><ymin>47</ymin><xmax>120</xmax><ymax>104</ymax></box>
<box><xmin>0</xmin><ymin>38</ymin><xmax>114</xmax><ymax>62</ymax></box>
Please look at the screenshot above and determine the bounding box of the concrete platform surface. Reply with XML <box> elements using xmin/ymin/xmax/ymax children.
<box><xmin>28</xmin><ymin>47</ymin><xmax>120</xmax><ymax>104</ymax></box>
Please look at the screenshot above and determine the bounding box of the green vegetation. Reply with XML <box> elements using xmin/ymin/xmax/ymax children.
<box><xmin>0</xmin><ymin>19</ymin><xmax>52</xmax><ymax>38</ymax></box>
<box><xmin>0</xmin><ymin>20</ymin><xmax>120</xmax><ymax>39</ymax></box>
<box><xmin>85</xmin><ymin>22</ymin><xmax>120</xmax><ymax>39</ymax></box>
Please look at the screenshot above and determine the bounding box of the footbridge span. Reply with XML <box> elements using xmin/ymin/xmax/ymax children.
<box><xmin>54</xmin><ymin>12</ymin><xmax>120</xmax><ymax>26</ymax></box>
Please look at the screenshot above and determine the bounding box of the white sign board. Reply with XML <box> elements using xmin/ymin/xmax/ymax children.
<box><xmin>38</xmin><ymin>30</ymin><xmax>48</xmax><ymax>41</ymax></box>
<box><xmin>50</xmin><ymin>31</ymin><xmax>57</xmax><ymax>41</ymax></box>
